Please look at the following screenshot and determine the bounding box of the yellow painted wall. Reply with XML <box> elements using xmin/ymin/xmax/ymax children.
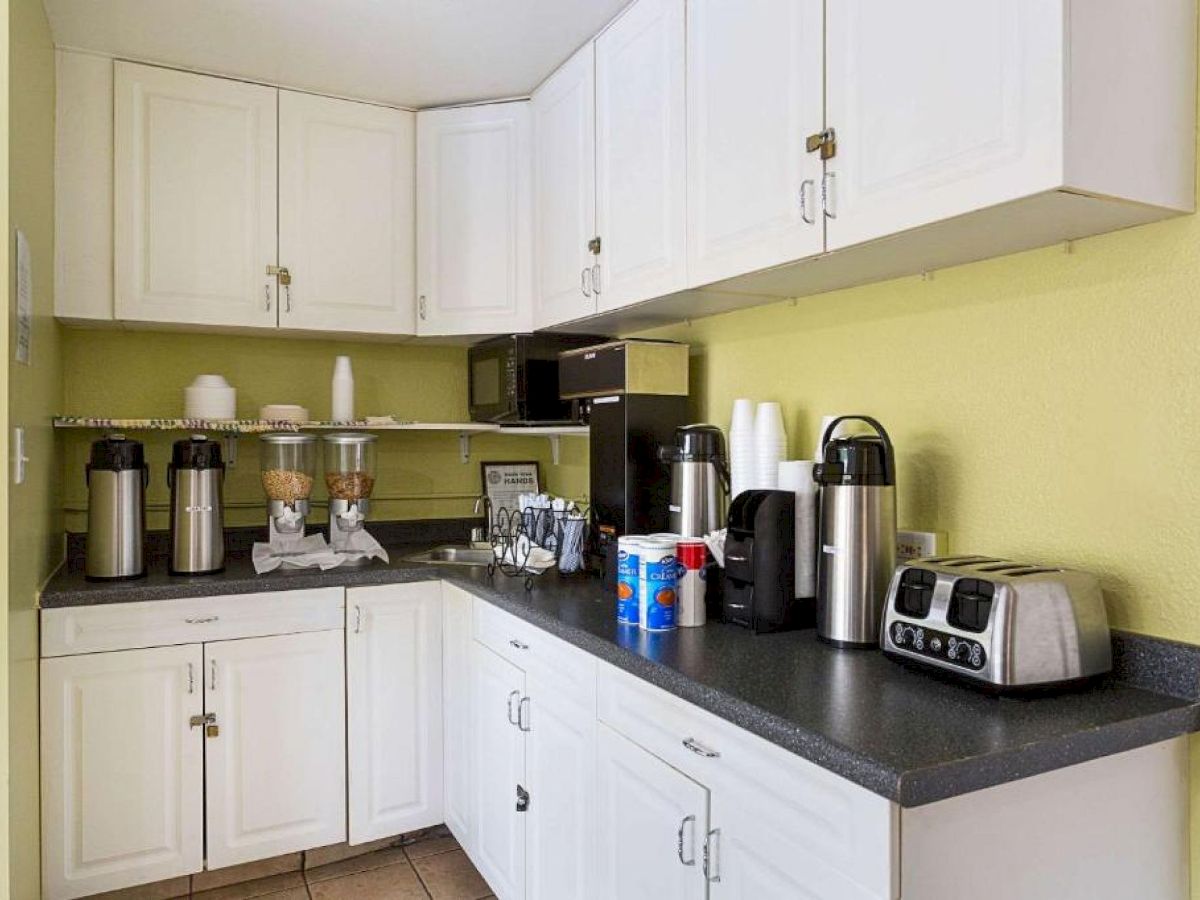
<box><xmin>60</xmin><ymin>331</ymin><xmax>586</xmax><ymax>532</ymax></box>
<box><xmin>7</xmin><ymin>0</ymin><xmax>56</xmax><ymax>894</ymax></box>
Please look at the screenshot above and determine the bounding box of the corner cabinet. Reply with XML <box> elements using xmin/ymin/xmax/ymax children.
<box><xmin>416</xmin><ymin>102</ymin><xmax>534</xmax><ymax>336</ymax></box>
<box><xmin>114</xmin><ymin>61</ymin><xmax>278</xmax><ymax>328</ymax></box>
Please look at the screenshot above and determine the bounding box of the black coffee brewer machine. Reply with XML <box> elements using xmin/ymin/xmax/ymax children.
<box><xmin>723</xmin><ymin>490</ymin><xmax>803</xmax><ymax>633</ymax></box>
<box><xmin>559</xmin><ymin>340</ymin><xmax>689</xmax><ymax>587</ymax></box>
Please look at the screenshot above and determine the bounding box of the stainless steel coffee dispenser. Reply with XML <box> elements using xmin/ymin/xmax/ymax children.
<box><xmin>85</xmin><ymin>435</ymin><xmax>148</xmax><ymax>580</ymax></box>
<box><xmin>661</xmin><ymin>424</ymin><xmax>729</xmax><ymax>538</ymax></box>
<box><xmin>168</xmin><ymin>435</ymin><xmax>226</xmax><ymax>575</ymax></box>
<box><xmin>813</xmin><ymin>416</ymin><xmax>897</xmax><ymax>647</ymax></box>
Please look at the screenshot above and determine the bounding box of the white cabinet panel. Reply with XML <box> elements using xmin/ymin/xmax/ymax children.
<box><xmin>416</xmin><ymin>102</ymin><xmax>533</xmax><ymax>335</ymax></box>
<box><xmin>594</xmin><ymin>0</ymin><xmax>687</xmax><ymax>311</ymax></box>
<box><xmin>41</xmin><ymin>645</ymin><xmax>203</xmax><ymax>900</ymax></box>
<box><xmin>532</xmin><ymin>43</ymin><xmax>597</xmax><ymax>328</ymax></box>
<box><xmin>205</xmin><ymin>631</ymin><xmax>346</xmax><ymax>868</ymax></box>
<box><xmin>279</xmin><ymin>91</ymin><xmax>416</xmax><ymax>335</ymax></box>
<box><xmin>825</xmin><ymin>0</ymin><xmax>1064</xmax><ymax>249</ymax></box>
<box><xmin>114</xmin><ymin>62</ymin><xmax>278</xmax><ymax>328</ymax></box>
<box><xmin>686</xmin><ymin>0</ymin><xmax>825</xmax><ymax>286</ymax></box>
<box><xmin>347</xmin><ymin>583</ymin><xmax>443</xmax><ymax>844</ymax></box>
<box><xmin>472</xmin><ymin>644</ymin><xmax>526</xmax><ymax>900</ymax></box>
<box><xmin>596</xmin><ymin>723</ymin><xmax>708</xmax><ymax>900</ymax></box>
<box><xmin>443</xmin><ymin>584</ymin><xmax>475</xmax><ymax>846</ymax></box>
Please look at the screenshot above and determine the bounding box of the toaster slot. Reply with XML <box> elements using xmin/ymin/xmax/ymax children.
<box><xmin>1007</xmin><ymin>567</ymin><xmax>1060</xmax><ymax>577</ymax></box>
<box><xmin>895</xmin><ymin>568</ymin><xmax>937</xmax><ymax>618</ymax></box>
<box><xmin>942</xmin><ymin>557</ymin><xmax>1003</xmax><ymax>568</ymax></box>
<box><xmin>947</xmin><ymin>578</ymin><xmax>995</xmax><ymax>633</ymax></box>
<box><xmin>976</xmin><ymin>563</ymin><xmax>1030</xmax><ymax>573</ymax></box>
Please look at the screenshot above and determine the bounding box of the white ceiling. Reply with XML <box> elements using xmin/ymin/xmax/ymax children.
<box><xmin>42</xmin><ymin>0</ymin><xmax>631</xmax><ymax>108</ymax></box>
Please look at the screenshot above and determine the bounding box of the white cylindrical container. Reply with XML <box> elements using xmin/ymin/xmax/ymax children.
<box><xmin>638</xmin><ymin>537</ymin><xmax>679</xmax><ymax>631</ymax></box>
<box><xmin>729</xmin><ymin>398</ymin><xmax>755</xmax><ymax>500</ymax></box>
<box><xmin>331</xmin><ymin>356</ymin><xmax>355</xmax><ymax>422</ymax></box>
<box><xmin>676</xmin><ymin>537</ymin><xmax>708</xmax><ymax>627</ymax></box>
<box><xmin>778</xmin><ymin>460</ymin><xmax>818</xmax><ymax>599</ymax></box>
<box><xmin>617</xmin><ymin>535</ymin><xmax>645</xmax><ymax>626</ymax></box>
<box><xmin>754</xmin><ymin>402</ymin><xmax>787</xmax><ymax>489</ymax></box>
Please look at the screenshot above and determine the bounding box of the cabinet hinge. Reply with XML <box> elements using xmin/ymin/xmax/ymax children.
<box><xmin>587</xmin><ymin>236</ymin><xmax>602</xmax><ymax>255</ymax></box>
<box><xmin>806</xmin><ymin>127</ymin><xmax>837</xmax><ymax>161</ymax></box>
<box><xmin>515</xmin><ymin>784</ymin><xmax>530</xmax><ymax>813</ymax></box>
<box><xmin>266</xmin><ymin>265</ymin><xmax>292</xmax><ymax>286</ymax></box>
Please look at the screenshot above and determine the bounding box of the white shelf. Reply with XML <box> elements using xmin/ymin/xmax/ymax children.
<box><xmin>497</xmin><ymin>425</ymin><xmax>589</xmax><ymax>463</ymax></box>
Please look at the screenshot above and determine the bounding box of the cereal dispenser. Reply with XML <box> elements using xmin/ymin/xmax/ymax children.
<box><xmin>260</xmin><ymin>433</ymin><xmax>317</xmax><ymax>539</ymax></box>
<box><xmin>323</xmin><ymin>433</ymin><xmax>377</xmax><ymax>562</ymax></box>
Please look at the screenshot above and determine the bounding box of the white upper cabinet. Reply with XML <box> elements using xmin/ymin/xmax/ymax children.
<box><xmin>824</xmin><ymin>0</ymin><xmax>1066</xmax><ymax>250</ymax></box>
<box><xmin>686</xmin><ymin>0</ymin><xmax>825</xmax><ymax>285</ymax></box>
<box><xmin>346</xmin><ymin>583</ymin><xmax>444</xmax><ymax>845</ymax></box>
<box><xmin>594</xmin><ymin>0</ymin><xmax>687</xmax><ymax>312</ymax></box>
<box><xmin>279</xmin><ymin>91</ymin><xmax>416</xmax><ymax>335</ymax></box>
<box><xmin>532</xmin><ymin>43</ymin><xmax>598</xmax><ymax>329</ymax></box>
<box><xmin>204</xmin><ymin>630</ymin><xmax>346</xmax><ymax>869</ymax></box>
<box><xmin>416</xmin><ymin>102</ymin><xmax>534</xmax><ymax>336</ymax></box>
<box><xmin>41</xmin><ymin>645</ymin><xmax>204</xmax><ymax>900</ymax></box>
<box><xmin>114</xmin><ymin>62</ymin><xmax>278</xmax><ymax>328</ymax></box>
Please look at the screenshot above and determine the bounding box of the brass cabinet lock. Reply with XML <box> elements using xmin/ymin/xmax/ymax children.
<box><xmin>206</xmin><ymin>724</ymin><xmax>220</xmax><ymax>738</ymax></box>
<box><xmin>190</xmin><ymin>713</ymin><xmax>219</xmax><ymax>737</ymax></box>
<box><xmin>266</xmin><ymin>265</ymin><xmax>292</xmax><ymax>286</ymax></box>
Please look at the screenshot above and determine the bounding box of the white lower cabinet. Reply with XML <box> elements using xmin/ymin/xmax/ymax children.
<box><xmin>40</xmin><ymin>645</ymin><xmax>205</xmax><ymax>900</ymax></box>
<box><xmin>442</xmin><ymin>583</ymin><xmax>476</xmax><ymax>846</ymax></box>
<box><xmin>204</xmin><ymin>630</ymin><xmax>346</xmax><ymax>868</ymax></box>
<box><xmin>596</xmin><ymin>723</ymin><xmax>709</xmax><ymax>900</ymax></box>
<box><xmin>346</xmin><ymin>583</ymin><xmax>443</xmax><ymax>844</ymax></box>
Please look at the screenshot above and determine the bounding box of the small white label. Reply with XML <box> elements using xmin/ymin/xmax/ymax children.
<box><xmin>822</xmin><ymin>544</ymin><xmax>841</xmax><ymax>555</ymax></box>
<box><xmin>668</xmin><ymin>505</ymin><xmax>681</xmax><ymax>513</ymax></box>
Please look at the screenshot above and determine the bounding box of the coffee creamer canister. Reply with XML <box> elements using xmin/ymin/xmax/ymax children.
<box><xmin>639</xmin><ymin>537</ymin><xmax>679</xmax><ymax>631</ymax></box>
<box><xmin>616</xmin><ymin>536</ymin><xmax>643</xmax><ymax>625</ymax></box>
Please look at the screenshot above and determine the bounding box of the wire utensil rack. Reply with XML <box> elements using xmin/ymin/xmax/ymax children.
<box><xmin>487</xmin><ymin>504</ymin><xmax>589</xmax><ymax>591</ymax></box>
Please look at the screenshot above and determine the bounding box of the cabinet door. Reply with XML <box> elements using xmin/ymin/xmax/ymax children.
<box><xmin>278</xmin><ymin>91</ymin><xmax>416</xmax><ymax>335</ymax></box>
<box><xmin>594</xmin><ymin>0</ymin><xmax>687</xmax><ymax>311</ymax></box>
<box><xmin>205</xmin><ymin>631</ymin><xmax>346</xmax><ymax>868</ymax></box>
<box><xmin>347</xmin><ymin>583</ymin><xmax>443</xmax><ymax>844</ymax></box>
<box><xmin>114</xmin><ymin>62</ymin><xmax>278</xmax><ymax>328</ymax></box>
<box><xmin>525</xmin><ymin>668</ymin><xmax>597</xmax><ymax>900</ymax></box>
<box><xmin>443</xmin><ymin>585</ymin><xmax>475</xmax><ymax>847</ymax></box>
<box><xmin>41</xmin><ymin>646</ymin><xmax>203</xmax><ymax>900</ymax></box>
<box><xmin>532</xmin><ymin>44</ymin><xmax>597</xmax><ymax>328</ymax></box>
<box><xmin>596</xmin><ymin>724</ymin><xmax>708</xmax><ymax>900</ymax></box>
<box><xmin>472</xmin><ymin>644</ymin><xmax>527</xmax><ymax>900</ymax></box>
<box><xmin>416</xmin><ymin>102</ymin><xmax>533</xmax><ymax>336</ymax></box>
<box><xmin>825</xmin><ymin>0</ymin><xmax>1063</xmax><ymax>250</ymax></box>
<box><xmin>686</xmin><ymin>0</ymin><xmax>825</xmax><ymax>286</ymax></box>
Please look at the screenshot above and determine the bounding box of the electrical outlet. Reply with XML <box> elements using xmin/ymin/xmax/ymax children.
<box><xmin>897</xmin><ymin>530</ymin><xmax>945</xmax><ymax>561</ymax></box>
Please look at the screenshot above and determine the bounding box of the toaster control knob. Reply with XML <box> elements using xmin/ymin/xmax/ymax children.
<box><xmin>892</xmin><ymin>623</ymin><xmax>906</xmax><ymax>646</ymax></box>
<box><xmin>930</xmin><ymin>637</ymin><xmax>943</xmax><ymax>654</ymax></box>
<box><xmin>969</xmin><ymin>644</ymin><xmax>983</xmax><ymax>667</ymax></box>
<box><xmin>913</xmin><ymin>628</ymin><xmax>925</xmax><ymax>651</ymax></box>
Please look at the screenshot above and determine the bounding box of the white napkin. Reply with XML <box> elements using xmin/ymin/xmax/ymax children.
<box><xmin>704</xmin><ymin>528</ymin><xmax>728</xmax><ymax>567</ymax></box>
<box><xmin>252</xmin><ymin>533</ymin><xmax>341</xmax><ymax>573</ymax></box>
<box><xmin>330</xmin><ymin>528</ymin><xmax>390</xmax><ymax>566</ymax></box>
<box><xmin>493</xmin><ymin>537</ymin><xmax>557</xmax><ymax>574</ymax></box>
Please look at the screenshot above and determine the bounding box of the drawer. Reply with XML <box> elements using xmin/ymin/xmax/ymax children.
<box><xmin>41</xmin><ymin>587</ymin><xmax>345</xmax><ymax>657</ymax></box>
<box><xmin>471</xmin><ymin>593</ymin><xmax>595</xmax><ymax>706</ymax></box>
<box><xmin>597</xmin><ymin>662</ymin><xmax>896</xmax><ymax>898</ymax></box>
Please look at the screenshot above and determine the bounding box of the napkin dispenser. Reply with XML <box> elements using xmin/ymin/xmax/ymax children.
<box><xmin>722</xmin><ymin>490</ymin><xmax>798</xmax><ymax>633</ymax></box>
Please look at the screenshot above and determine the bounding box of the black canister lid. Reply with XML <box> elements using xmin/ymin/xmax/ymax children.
<box><xmin>89</xmin><ymin>435</ymin><xmax>145</xmax><ymax>471</ymax></box>
<box><xmin>171</xmin><ymin>435</ymin><xmax>224</xmax><ymax>469</ymax></box>
<box><xmin>813</xmin><ymin>415</ymin><xmax>896</xmax><ymax>486</ymax></box>
<box><xmin>663</xmin><ymin>424</ymin><xmax>726</xmax><ymax>462</ymax></box>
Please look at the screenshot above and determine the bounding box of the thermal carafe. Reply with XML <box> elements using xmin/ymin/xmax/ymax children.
<box><xmin>662</xmin><ymin>424</ymin><xmax>729</xmax><ymax>538</ymax></box>
<box><xmin>85</xmin><ymin>436</ymin><xmax>148</xmax><ymax>580</ymax></box>
<box><xmin>814</xmin><ymin>416</ymin><xmax>897</xmax><ymax>647</ymax></box>
<box><xmin>168</xmin><ymin>435</ymin><xmax>226</xmax><ymax>575</ymax></box>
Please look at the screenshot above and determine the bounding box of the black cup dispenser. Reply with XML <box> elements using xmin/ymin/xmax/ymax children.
<box><xmin>722</xmin><ymin>490</ymin><xmax>799</xmax><ymax>633</ymax></box>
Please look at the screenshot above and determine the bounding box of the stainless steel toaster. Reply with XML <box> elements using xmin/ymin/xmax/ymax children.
<box><xmin>880</xmin><ymin>556</ymin><xmax>1112</xmax><ymax>689</ymax></box>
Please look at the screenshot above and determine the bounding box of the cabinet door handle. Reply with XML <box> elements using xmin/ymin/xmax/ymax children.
<box><xmin>210</xmin><ymin>659</ymin><xmax>217</xmax><ymax>691</ymax></box>
<box><xmin>590</xmin><ymin>263</ymin><xmax>601</xmax><ymax>295</ymax></box>
<box><xmin>418</xmin><ymin>295</ymin><xmax>427</xmax><ymax>320</ymax></box>
<box><xmin>284</xmin><ymin>283</ymin><xmax>292</xmax><ymax>313</ymax></box>
<box><xmin>353</xmin><ymin>605</ymin><xmax>362</xmax><ymax>634</ymax></box>
<box><xmin>682</xmin><ymin>736</ymin><xmax>720</xmax><ymax>758</ymax></box>
<box><xmin>518</xmin><ymin>695</ymin><xmax>531</xmax><ymax>732</ymax></box>
<box><xmin>185</xmin><ymin>616</ymin><xmax>218</xmax><ymax>625</ymax></box>
<box><xmin>703</xmin><ymin>828</ymin><xmax>721</xmax><ymax>883</ymax></box>
<box><xmin>676</xmin><ymin>814</ymin><xmax>696</xmax><ymax>866</ymax></box>
<box><xmin>822</xmin><ymin>171</ymin><xmax>837</xmax><ymax>219</ymax></box>
<box><xmin>264</xmin><ymin>283</ymin><xmax>272</xmax><ymax>311</ymax></box>
<box><xmin>800</xmin><ymin>178</ymin><xmax>816</xmax><ymax>225</ymax></box>
<box><xmin>187</xmin><ymin>662</ymin><xmax>195</xmax><ymax>695</ymax></box>
<box><xmin>507</xmin><ymin>689</ymin><xmax>520</xmax><ymax>726</ymax></box>
<box><xmin>508</xmin><ymin>638</ymin><xmax>529</xmax><ymax>651</ymax></box>
<box><xmin>581</xmin><ymin>267</ymin><xmax>592</xmax><ymax>298</ymax></box>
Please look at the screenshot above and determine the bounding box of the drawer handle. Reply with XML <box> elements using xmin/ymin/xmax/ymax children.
<box><xmin>507</xmin><ymin>689</ymin><xmax>521</xmax><ymax>726</ymax></box>
<box><xmin>185</xmin><ymin>616</ymin><xmax>219</xmax><ymax>625</ymax></box>
<box><xmin>682</xmin><ymin>737</ymin><xmax>720</xmax><ymax>758</ymax></box>
<box><xmin>676</xmin><ymin>814</ymin><xmax>696</xmax><ymax>866</ymax></box>
<box><xmin>518</xmin><ymin>695</ymin><xmax>531</xmax><ymax>732</ymax></box>
<box><xmin>509</xmin><ymin>639</ymin><xmax>529</xmax><ymax>651</ymax></box>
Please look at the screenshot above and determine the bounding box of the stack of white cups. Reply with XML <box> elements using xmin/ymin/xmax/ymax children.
<box><xmin>729</xmin><ymin>398</ymin><xmax>756</xmax><ymax>501</ymax></box>
<box><xmin>754</xmin><ymin>402</ymin><xmax>787</xmax><ymax>489</ymax></box>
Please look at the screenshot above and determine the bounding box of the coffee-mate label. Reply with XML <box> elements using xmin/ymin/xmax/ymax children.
<box><xmin>641</xmin><ymin>554</ymin><xmax>679</xmax><ymax>631</ymax></box>
<box><xmin>616</xmin><ymin>544</ymin><xmax>641</xmax><ymax>626</ymax></box>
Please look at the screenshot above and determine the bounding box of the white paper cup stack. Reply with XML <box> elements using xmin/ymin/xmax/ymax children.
<box><xmin>778</xmin><ymin>460</ymin><xmax>818</xmax><ymax>598</ymax></box>
<box><xmin>754</xmin><ymin>402</ymin><xmax>787</xmax><ymax>489</ymax></box>
<box><xmin>729</xmin><ymin>398</ymin><xmax>756</xmax><ymax>501</ymax></box>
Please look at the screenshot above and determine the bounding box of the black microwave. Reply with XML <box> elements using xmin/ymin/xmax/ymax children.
<box><xmin>468</xmin><ymin>333</ymin><xmax>609</xmax><ymax>424</ymax></box>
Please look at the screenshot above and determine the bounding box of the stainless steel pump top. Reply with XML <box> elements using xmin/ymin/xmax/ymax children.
<box><xmin>813</xmin><ymin>415</ymin><xmax>897</xmax><ymax>647</ymax></box>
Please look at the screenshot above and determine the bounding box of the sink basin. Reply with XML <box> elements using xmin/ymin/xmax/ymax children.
<box><xmin>406</xmin><ymin>545</ymin><xmax>495</xmax><ymax>567</ymax></box>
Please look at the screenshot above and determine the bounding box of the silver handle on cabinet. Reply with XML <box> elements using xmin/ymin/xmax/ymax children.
<box><xmin>187</xmin><ymin>662</ymin><xmax>194</xmax><ymax>695</ymax></box>
<box><xmin>590</xmin><ymin>263</ymin><xmax>601</xmax><ymax>295</ymax></box>
<box><xmin>800</xmin><ymin>178</ymin><xmax>816</xmax><ymax>225</ymax></box>
<box><xmin>703</xmin><ymin>828</ymin><xmax>721</xmax><ymax>883</ymax></box>
<box><xmin>210</xmin><ymin>659</ymin><xmax>217</xmax><ymax>691</ymax></box>
<box><xmin>509</xmin><ymin>638</ymin><xmax>529</xmax><ymax>651</ymax></box>
<box><xmin>518</xmin><ymin>695</ymin><xmax>531</xmax><ymax>732</ymax></box>
<box><xmin>507</xmin><ymin>689</ymin><xmax>521</xmax><ymax>726</ymax></box>
<box><xmin>354</xmin><ymin>606</ymin><xmax>362</xmax><ymax>634</ymax></box>
<box><xmin>676</xmin><ymin>814</ymin><xmax>696</xmax><ymax>866</ymax></box>
<box><xmin>682</xmin><ymin>737</ymin><xmax>720</xmax><ymax>758</ymax></box>
<box><xmin>822</xmin><ymin>171</ymin><xmax>837</xmax><ymax>219</ymax></box>
<box><xmin>581</xmin><ymin>267</ymin><xmax>592</xmax><ymax>298</ymax></box>
<box><xmin>185</xmin><ymin>616</ymin><xmax>218</xmax><ymax>625</ymax></box>
<box><xmin>418</xmin><ymin>295</ymin><xmax>427</xmax><ymax>320</ymax></box>
<box><xmin>284</xmin><ymin>283</ymin><xmax>292</xmax><ymax>313</ymax></box>
<box><xmin>264</xmin><ymin>283</ymin><xmax>272</xmax><ymax>311</ymax></box>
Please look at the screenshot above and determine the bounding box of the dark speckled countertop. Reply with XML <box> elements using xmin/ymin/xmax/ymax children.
<box><xmin>42</xmin><ymin>537</ymin><xmax>1200</xmax><ymax>808</ymax></box>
